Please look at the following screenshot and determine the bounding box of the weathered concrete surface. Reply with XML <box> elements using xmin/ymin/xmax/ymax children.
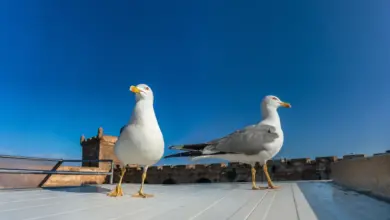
<box><xmin>331</xmin><ymin>154</ymin><xmax>390</xmax><ymax>200</ymax></box>
<box><xmin>1</xmin><ymin>182</ymin><xmax>390</xmax><ymax>220</ymax></box>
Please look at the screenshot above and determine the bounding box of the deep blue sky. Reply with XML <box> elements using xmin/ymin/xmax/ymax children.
<box><xmin>0</xmin><ymin>1</ymin><xmax>389</xmax><ymax>165</ymax></box>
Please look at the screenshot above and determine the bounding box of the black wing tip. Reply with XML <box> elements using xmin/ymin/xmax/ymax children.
<box><xmin>164</xmin><ymin>151</ymin><xmax>238</xmax><ymax>159</ymax></box>
<box><xmin>164</xmin><ymin>151</ymin><xmax>203</xmax><ymax>159</ymax></box>
<box><xmin>168</xmin><ymin>143</ymin><xmax>209</xmax><ymax>151</ymax></box>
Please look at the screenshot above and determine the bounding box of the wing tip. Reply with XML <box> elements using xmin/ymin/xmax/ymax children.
<box><xmin>164</xmin><ymin>151</ymin><xmax>203</xmax><ymax>159</ymax></box>
<box><xmin>168</xmin><ymin>145</ymin><xmax>184</xmax><ymax>150</ymax></box>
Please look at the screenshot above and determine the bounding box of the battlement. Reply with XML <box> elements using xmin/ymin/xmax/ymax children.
<box><xmin>80</xmin><ymin>127</ymin><xmax>120</xmax><ymax>168</ymax></box>
<box><xmin>80</xmin><ymin>127</ymin><xmax>118</xmax><ymax>146</ymax></box>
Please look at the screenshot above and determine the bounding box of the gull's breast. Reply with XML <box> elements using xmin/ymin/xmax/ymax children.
<box><xmin>114</xmin><ymin>124</ymin><xmax>164</xmax><ymax>165</ymax></box>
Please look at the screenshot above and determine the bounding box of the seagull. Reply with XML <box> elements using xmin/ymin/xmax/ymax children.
<box><xmin>164</xmin><ymin>95</ymin><xmax>291</xmax><ymax>190</ymax></box>
<box><xmin>108</xmin><ymin>84</ymin><xmax>164</xmax><ymax>198</ymax></box>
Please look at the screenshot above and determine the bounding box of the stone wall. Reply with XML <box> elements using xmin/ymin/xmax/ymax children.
<box><xmin>0</xmin><ymin>164</ymin><xmax>110</xmax><ymax>189</ymax></box>
<box><xmin>113</xmin><ymin>156</ymin><xmax>335</xmax><ymax>185</ymax></box>
<box><xmin>331</xmin><ymin>154</ymin><xmax>390</xmax><ymax>200</ymax></box>
<box><xmin>78</xmin><ymin>127</ymin><xmax>337</xmax><ymax>185</ymax></box>
<box><xmin>80</xmin><ymin>127</ymin><xmax>122</xmax><ymax>168</ymax></box>
<box><xmin>42</xmin><ymin>166</ymin><xmax>109</xmax><ymax>187</ymax></box>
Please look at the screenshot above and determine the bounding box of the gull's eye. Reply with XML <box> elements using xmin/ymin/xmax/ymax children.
<box><xmin>272</xmin><ymin>97</ymin><xmax>278</xmax><ymax>100</ymax></box>
<box><xmin>145</xmin><ymin>87</ymin><xmax>149</xmax><ymax>91</ymax></box>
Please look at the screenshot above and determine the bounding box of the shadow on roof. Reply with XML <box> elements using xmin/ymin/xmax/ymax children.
<box><xmin>42</xmin><ymin>185</ymin><xmax>111</xmax><ymax>194</ymax></box>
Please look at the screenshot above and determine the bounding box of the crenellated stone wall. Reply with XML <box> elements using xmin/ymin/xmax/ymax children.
<box><xmin>109</xmin><ymin>157</ymin><xmax>335</xmax><ymax>185</ymax></box>
<box><xmin>77</xmin><ymin>127</ymin><xmax>338</xmax><ymax>185</ymax></box>
<box><xmin>80</xmin><ymin>127</ymin><xmax>121</xmax><ymax>169</ymax></box>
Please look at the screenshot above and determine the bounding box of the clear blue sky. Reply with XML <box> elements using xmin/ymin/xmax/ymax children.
<box><xmin>0</xmin><ymin>1</ymin><xmax>389</xmax><ymax>165</ymax></box>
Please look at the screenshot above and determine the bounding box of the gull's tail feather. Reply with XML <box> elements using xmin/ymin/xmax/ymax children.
<box><xmin>168</xmin><ymin>143</ymin><xmax>209</xmax><ymax>151</ymax></box>
<box><xmin>164</xmin><ymin>152</ymin><xmax>214</xmax><ymax>161</ymax></box>
<box><xmin>164</xmin><ymin>150</ymin><xmax>231</xmax><ymax>160</ymax></box>
<box><xmin>164</xmin><ymin>151</ymin><xmax>203</xmax><ymax>159</ymax></box>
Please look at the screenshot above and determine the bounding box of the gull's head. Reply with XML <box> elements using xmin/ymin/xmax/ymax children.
<box><xmin>129</xmin><ymin>84</ymin><xmax>154</xmax><ymax>101</ymax></box>
<box><xmin>263</xmin><ymin>95</ymin><xmax>291</xmax><ymax>109</ymax></box>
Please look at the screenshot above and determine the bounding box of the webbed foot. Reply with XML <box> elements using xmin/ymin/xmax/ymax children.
<box><xmin>132</xmin><ymin>191</ymin><xmax>154</xmax><ymax>198</ymax></box>
<box><xmin>107</xmin><ymin>185</ymin><xmax>124</xmax><ymax>197</ymax></box>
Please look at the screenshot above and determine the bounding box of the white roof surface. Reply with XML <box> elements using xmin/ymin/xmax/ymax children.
<box><xmin>0</xmin><ymin>181</ymin><xmax>389</xmax><ymax>220</ymax></box>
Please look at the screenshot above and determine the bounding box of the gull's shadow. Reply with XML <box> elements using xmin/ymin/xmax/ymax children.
<box><xmin>43</xmin><ymin>185</ymin><xmax>111</xmax><ymax>194</ymax></box>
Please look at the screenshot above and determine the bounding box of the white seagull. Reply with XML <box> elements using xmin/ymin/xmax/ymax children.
<box><xmin>108</xmin><ymin>84</ymin><xmax>164</xmax><ymax>198</ymax></box>
<box><xmin>164</xmin><ymin>95</ymin><xmax>291</xmax><ymax>189</ymax></box>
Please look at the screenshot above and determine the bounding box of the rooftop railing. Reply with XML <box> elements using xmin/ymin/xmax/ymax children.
<box><xmin>0</xmin><ymin>155</ymin><xmax>114</xmax><ymax>187</ymax></box>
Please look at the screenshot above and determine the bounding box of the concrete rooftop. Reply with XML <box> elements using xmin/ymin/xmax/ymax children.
<box><xmin>0</xmin><ymin>181</ymin><xmax>389</xmax><ymax>220</ymax></box>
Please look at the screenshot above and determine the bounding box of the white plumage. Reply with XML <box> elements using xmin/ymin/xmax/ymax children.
<box><xmin>166</xmin><ymin>95</ymin><xmax>291</xmax><ymax>189</ymax></box>
<box><xmin>192</xmin><ymin>97</ymin><xmax>286</xmax><ymax>165</ymax></box>
<box><xmin>115</xmin><ymin>86</ymin><xmax>164</xmax><ymax>166</ymax></box>
<box><xmin>108</xmin><ymin>83</ymin><xmax>164</xmax><ymax>198</ymax></box>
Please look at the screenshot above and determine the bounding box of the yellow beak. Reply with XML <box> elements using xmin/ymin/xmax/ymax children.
<box><xmin>280</xmin><ymin>102</ymin><xmax>291</xmax><ymax>108</ymax></box>
<box><xmin>129</xmin><ymin>85</ymin><xmax>141</xmax><ymax>93</ymax></box>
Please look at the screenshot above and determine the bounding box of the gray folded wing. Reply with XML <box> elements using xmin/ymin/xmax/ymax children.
<box><xmin>203</xmin><ymin>124</ymin><xmax>279</xmax><ymax>155</ymax></box>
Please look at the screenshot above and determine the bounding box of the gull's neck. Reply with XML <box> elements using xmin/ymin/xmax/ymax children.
<box><xmin>261</xmin><ymin>104</ymin><xmax>281</xmax><ymax>129</ymax></box>
<box><xmin>129</xmin><ymin>99</ymin><xmax>158</xmax><ymax>127</ymax></box>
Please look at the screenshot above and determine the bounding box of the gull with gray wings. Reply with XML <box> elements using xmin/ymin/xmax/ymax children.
<box><xmin>108</xmin><ymin>84</ymin><xmax>164</xmax><ymax>198</ymax></box>
<box><xmin>165</xmin><ymin>95</ymin><xmax>291</xmax><ymax>190</ymax></box>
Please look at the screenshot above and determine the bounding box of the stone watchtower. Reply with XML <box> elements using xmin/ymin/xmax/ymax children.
<box><xmin>80</xmin><ymin>127</ymin><xmax>122</xmax><ymax>169</ymax></box>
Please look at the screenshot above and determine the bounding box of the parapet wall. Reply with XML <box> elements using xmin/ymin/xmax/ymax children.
<box><xmin>43</xmin><ymin>166</ymin><xmax>108</xmax><ymax>187</ymax></box>
<box><xmin>331</xmin><ymin>154</ymin><xmax>390</xmax><ymax>200</ymax></box>
<box><xmin>113</xmin><ymin>157</ymin><xmax>333</xmax><ymax>185</ymax></box>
